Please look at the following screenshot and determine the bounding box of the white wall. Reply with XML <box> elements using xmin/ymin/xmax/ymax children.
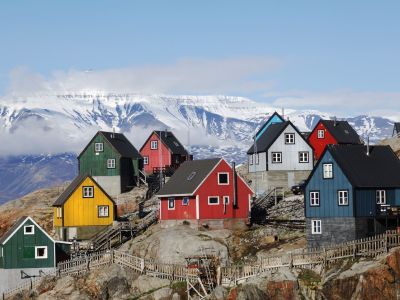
<box><xmin>248</xmin><ymin>152</ymin><xmax>267</xmax><ymax>173</ymax></box>
<box><xmin>92</xmin><ymin>176</ymin><xmax>121</xmax><ymax>196</ymax></box>
<box><xmin>268</xmin><ymin>124</ymin><xmax>313</xmax><ymax>171</ymax></box>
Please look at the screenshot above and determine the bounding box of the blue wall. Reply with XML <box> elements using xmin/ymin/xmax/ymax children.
<box><xmin>305</xmin><ymin>151</ymin><xmax>354</xmax><ymax>218</ymax></box>
<box><xmin>355</xmin><ymin>188</ymin><xmax>400</xmax><ymax>217</ymax></box>
<box><xmin>255</xmin><ymin>114</ymin><xmax>284</xmax><ymax>141</ymax></box>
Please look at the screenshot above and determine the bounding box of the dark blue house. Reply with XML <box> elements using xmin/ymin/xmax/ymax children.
<box><xmin>305</xmin><ymin>144</ymin><xmax>400</xmax><ymax>248</ymax></box>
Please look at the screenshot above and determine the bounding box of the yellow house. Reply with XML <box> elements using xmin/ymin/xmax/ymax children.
<box><xmin>53</xmin><ymin>174</ymin><xmax>116</xmax><ymax>240</ymax></box>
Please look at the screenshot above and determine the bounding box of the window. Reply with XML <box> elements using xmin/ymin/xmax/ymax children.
<box><xmin>254</xmin><ymin>154</ymin><xmax>259</xmax><ymax>165</ymax></box>
<box><xmin>285</xmin><ymin>133</ymin><xmax>295</xmax><ymax>144</ymax></box>
<box><xmin>35</xmin><ymin>246</ymin><xmax>48</xmax><ymax>259</ymax></box>
<box><xmin>311</xmin><ymin>220</ymin><xmax>322</xmax><ymax>234</ymax></box>
<box><xmin>323</xmin><ymin>163</ymin><xmax>333</xmax><ymax>179</ymax></box>
<box><xmin>218</xmin><ymin>173</ymin><xmax>229</xmax><ymax>185</ymax></box>
<box><xmin>299</xmin><ymin>152</ymin><xmax>309</xmax><ymax>163</ymax></box>
<box><xmin>249</xmin><ymin>155</ymin><xmax>253</xmax><ymax>165</ymax></box>
<box><xmin>95</xmin><ymin>142</ymin><xmax>104</xmax><ymax>152</ymax></box>
<box><xmin>208</xmin><ymin>196</ymin><xmax>219</xmax><ymax>205</ymax></box>
<box><xmin>98</xmin><ymin>206</ymin><xmax>109</xmax><ymax>217</ymax></box>
<box><xmin>317</xmin><ymin>130</ymin><xmax>325</xmax><ymax>139</ymax></box>
<box><xmin>150</xmin><ymin>140</ymin><xmax>158</xmax><ymax>149</ymax></box>
<box><xmin>107</xmin><ymin>159</ymin><xmax>116</xmax><ymax>169</ymax></box>
<box><xmin>376</xmin><ymin>190</ymin><xmax>386</xmax><ymax>204</ymax></box>
<box><xmin>182</xmin><ymin>197</ymin><xmax>190</xmax><ymax>206</ymax></box>
<box><xmin>338</xmin><ymin>190</ymin><xmax>349</xmax><ymax>206</ymax></box>
<box><xmin>24</xmin><ymin>225</ymin><xmax>35</xmax><ymax>235</ymax></box>
<box><xmin>223</xmin><ymin>196</ymin><xmax>229</xmax><ymax>205</ymax></box>
<box><xmin>143</xmin><ymin>156</ymin><xmax>149</xmax><ymax>165</ymax></box>
<box><xmin>56</xmin><ymin>207</ymin><xmax>62</xmax><ymax>218</ymax></box>
<box><xmin>168</xmin><ymin>197</ymin><xmax>175</xmax><ymax>210</ymax></box>
<box><xmin>272</xmin><ymin>152</ymin><xmax>282</xmax><ymax>163</ymax></box>
<box><xmin>83</xmin><ymin>186</ymin><xmax>94</xmax><ymax>198</ymax></box>
<box><xmin>0</xmin><ymin>247</ymin><xmax>3</xmax><ymax>257</ymax></box>
<box><xmin>310</xmin><ymin>191</ymin><xmax>320</xmax><ymax>206</ymax></box>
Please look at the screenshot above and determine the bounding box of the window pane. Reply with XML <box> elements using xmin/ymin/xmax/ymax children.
<box><xmin>218</xmin><ymin>173</ymin><xmax>228</xmax><ymax>184</ymax></box>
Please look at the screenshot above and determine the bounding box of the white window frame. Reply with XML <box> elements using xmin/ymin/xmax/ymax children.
<box><xmin>150</xmin><ymin>140</ymin><xmax>158</xmax><ymax>150</ymax></box>
<box><xmin>376</xmin><ymin>190</ymin><xmax>386</xmax><ymax>204</ymax></box>
<box><xmin>143</xmin><ymin>156</ymin><xmax>149</xmax><ymax>165</ymax></box>
<box><xmin>285</xmin><ymin>133</ymin><xmax>295</xmax><ymax>144</ymax></box>
<box><xmin>272</xmin><ymin>152</ymin><xmax>282</xmax><ymax>163</ymax></box>
<box><xmin>168</xmin><ymin>197</ymin><xmax>175</xmax><ymax>210</ymax></box>
<box><xmin>223</xmin><ymin>196</ymin><xmax>229</xmax><ymax>205</ymax></box>
<box><xmin>98</xmin><ymin>206</ymin><xmax>109</xmax><ymax>217</ymax></box>
<box><xmin>323</xmin><ymin>163</ymin><xmax>333</xmax><ymax>179</ymax></box>
<box><xmin>182</xmin><ymin>197</ymin><xmax>190</xmax><ymax>206</ymax></box>
<box><xmin>338</xmin><ymin>190</ymin><xmax>349</xmax><ymax>206</ymax></box>
<box><xmin>208</xmin><ymin>196</ymin><xmax>220</xmax><ymax>205</ymax></box>
<box><xmin>249</xmin><ymin>155</ymin><xmax>253</xmax><ymax>165</ymax></box>
<box><xmin>94</xmin><ymin>142</ymin><xmax>104</xmax><ymax>152</ymax></box>
<box><xmin>317</xmin><ymin>130</ymin><xmax>325</xmax><ymax>139</ymax></box>
<box><xmin>299</xmin><ymin>151</ymin><xmax>309</xmax><ymax>163</ymax></box>
<box><xmin>218</xmin><ymin>172</ymin><xmax>229</xmax><ymax>185</ymax></box>
<box><xmin>35</xmin><ymin>246</ymin><xmax>48</xmax><ymax>259</ymax></box>
<box><xmin>83</xmin><ymin>186</ymin><xmax>94</xmax><ymax>198</ymax></box>
<box><xmin>56</xmin><ymin>207</ymin><xmax>62</xmax><ymax>218</ymax></box>
<box><xmin>310</xmin><ymin>191</ymin><xmax>320</xmax><ymax>206</ymax></box>
<box><xmin>254</xmin><ymin>154</ymin><xmax>259</xmax><ymax>165</ymax></box>
<box><xmin>311</xmin><ymin>220</ymin><xmax>322</xmax><ymax>234</ymax></box>
<box><xmin>107</xmin><ymin>158</ymin><xmax>116</xmax><ymax>169</ymax></box>
<box><xmin>24</xmin><ymin>225</ymin><xmax>35</xmax><ymax>235</ymax></box>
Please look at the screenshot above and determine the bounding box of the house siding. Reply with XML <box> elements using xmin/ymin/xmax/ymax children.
<box><xmin>305</xmin><ymin>151</ymin><xmax>354</xmax><ymax>218</ymax></box>
<box><xmin>57</xmin><ymin>177</ymin><xmax>115</xmax><ymax>227</ymax></box>
<box><xmin>268</xmin><ymin>124</ymin><xmax>313</xmax><ymax>171</ymax></box>
<box><xmin>160</xmin><ymin>196</ymin><xmax>197</xmax><ymax>220</ymax></box>
<box><xmin>308</xmin><ymin>121</ymin><xmax>338</xmax><ymax>160</ymax></box>
<box><xmin>355</xmin><ymin>188</ymin><xmax>400</xmax><ymax>217</ymax></box>
<box><xmin>248</xmin><ymin>152</ymin><xmax>267</xmax><ymax>173</ymax></box>
<box><xmin>2</xmin><ymin>219</ymin><xmax>55</xmax><ymax>269</ymax></box>
<box><xmin>141</xmin><ymin>132</ymin><xmax>172</xmax><ymax>174</ymax></box>
<box><xmin>79</xmin><ymin>134</ymin><xmax>121</xmax><ymax>176</ymax></box>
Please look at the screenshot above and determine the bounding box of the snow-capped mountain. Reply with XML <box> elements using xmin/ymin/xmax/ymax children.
<box><xmin>0</xmin><ymin>93</ymin><xmax>396</xmax><ymax>203</ymax></box>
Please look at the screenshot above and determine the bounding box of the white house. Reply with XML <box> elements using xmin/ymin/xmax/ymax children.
<box><xmin>247</xmin><ymin>121</ymin><xmax>314</xmax><ymax>191</ymax></box>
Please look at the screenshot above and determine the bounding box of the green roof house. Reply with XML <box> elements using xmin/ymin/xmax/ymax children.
<box><xmin>78</xmin><ymin>131</ymin><xmax>143</xmax><ymax>195</ymax></box>
<box><xmin>0</xmin><ymin>216</ymin><xmax>71</xmax><ymax>269</ymax></box>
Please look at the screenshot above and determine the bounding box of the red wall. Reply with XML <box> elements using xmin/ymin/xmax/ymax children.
<box><xmin>308</xmin><ymin>121</ymin><xmax>338</xmax><ymax>160</ymax></box>
<box><xmin>140</xmin><ymin>132</ymin><xmax>171</xmax><ymax>174</ymax></box>
<box><xmin>160</xmin><ymin>196</ymin><xmax>197</xmax><ymax>220</ymax></box>
<box><xmin>160</xmin><ymin>159</ymin><xmax>253</xmax><ymax>221</ymax></box>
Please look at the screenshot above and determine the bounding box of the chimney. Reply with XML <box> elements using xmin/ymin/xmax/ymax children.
<box><xmin>366</xmin><ymin>135</ymin><xmax>370</xmax><ymax>156</ymax></box>
<box><xmin>112</xmin><ymin>127</ymin><xmax>115</xmax><ymax>139</ymax></box>
<box><xmin>334</xmin><ymin>116</ymin><xmax>337</xmax><ymax>127</ymax></box>
<box><xmin>281</xmin><ymin>108</ymin><xmax>285</xmax><ymax>119</ymax></box>
<box><xmin>232</xmin><ymin>162</ymin><xmax>238</xmax><ymax>209</ymax></box>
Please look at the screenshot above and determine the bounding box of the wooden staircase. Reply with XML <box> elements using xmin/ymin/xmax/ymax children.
<box><xmin>251</xmin><ymin>187</ymin><xmax>285</xmax><ymax>224</ymax></box>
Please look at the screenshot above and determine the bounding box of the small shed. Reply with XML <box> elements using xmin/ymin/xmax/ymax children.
<box><xmin>0</xmin><ymin>216</ymin><xmax>71</xmax><ymax>269</ymax></box>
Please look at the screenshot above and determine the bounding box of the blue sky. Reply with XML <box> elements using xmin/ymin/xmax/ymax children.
<box><xmin>1</xmin><ymin>1</ymin><xmax>399</xmax><ymax>116</ymax></box>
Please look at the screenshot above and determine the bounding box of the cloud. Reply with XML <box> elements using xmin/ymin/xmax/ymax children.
<box><xmin>5</xmin><ymin>57</ymin><xmax>281</xmax><ymax>97</ymax></box>
<box><xmin>264</xmin><ymin>90</ymin><xmax>400</xmax><ymax>120</ymax></box>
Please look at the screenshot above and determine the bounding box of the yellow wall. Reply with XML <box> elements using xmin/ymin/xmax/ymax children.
<box><xmin>54</xmin><ymin>177</ymin><xmax>115</xmax><ymax>227</ymax></box>
<box><xmin>53</xmin><ymin>207</ymin><xmax>62</xmax><ymax>227</ymax></box>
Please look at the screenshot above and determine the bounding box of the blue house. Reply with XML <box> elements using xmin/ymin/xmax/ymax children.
<box><xmin>305</xmin><ymin>144</ymin><xmax>400</xmax><ymax>248</ymax></box>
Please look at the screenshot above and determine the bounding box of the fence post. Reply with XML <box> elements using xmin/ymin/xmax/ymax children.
<box><xmin>323</xmin><ymin>248</ymin><xmax>327</xmax><ymax>267</ymax></box>
<box><xmin>385</xmin><ymin>232</ymin><xmax>389</xmax><ymax>253</ymax></box>
<box><xmin>86</xmin><ymin>255</ymin><xmax>90</xmax><ymax>271</ymax></box>
<box><xmin>140</xmin><ymin>258</ymin><xmax>145</xmax><ymax>273</ymax></box>
<box><xmin>111</xmin><ymin>250</ymin><xmax>115</xmax><ymax>264</ymax></box>
<box><xmin>353</xmin><ymin>243</ymin><xmax>356</xmax><ymax>259</ymax></box>
<box><xmin>289</xmin><ymin>253</ymin><xmax>293</xmax><ymax>269</ymax></box>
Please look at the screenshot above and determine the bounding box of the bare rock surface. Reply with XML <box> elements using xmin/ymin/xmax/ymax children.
<box><xmin>120</xmin><ymin>224</ymin><xmax>230</xmax><ymax>264</ymax></box>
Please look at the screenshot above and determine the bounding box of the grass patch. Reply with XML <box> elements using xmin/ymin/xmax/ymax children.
<box><xmin>298</xmin><ymin>269</ymin><xmax>321</xmax><ymax>289</ymax></box>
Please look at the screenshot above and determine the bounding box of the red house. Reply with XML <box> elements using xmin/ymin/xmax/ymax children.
<box><xmin>140</xmin><ymin>130</ymin><xmax>192</xmax><ymax>174</ymax></box>
<box><xmin>157</xmin><ymin>158</ymin><xmax>254</xmax><ymax>229</ymax></box>
<box><xmin>308</xmin><ymin>119</ymin><xmax>362</xmax><ymax>160</ymax></box>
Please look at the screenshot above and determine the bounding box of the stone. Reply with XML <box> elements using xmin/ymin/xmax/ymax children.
<box><xmin>130</xmin><ymin>275</ymin><xmax>170</xmax><ymax>295</ymax></box>
<box><xmin>152</xmin><ymin>287</ymin><xmax>173</xmax><ymax>300</ymax></box>
<box><xmin>171</xmin><ymin>293</ymin><xmax>181</xmax><ymax>300</ymax></box>
<box><xmin>210</xmin><ymin>286</ymin><xmax>228</xmax><ymax>300</ymax></box>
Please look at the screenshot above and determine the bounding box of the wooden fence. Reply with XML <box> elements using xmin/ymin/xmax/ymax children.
<box><xmin>221</xmin><ymin>231</ymin><xmax>400</xmax><ymax>286</ymax></box>
<box><xmin>4</xmin><ymin>231</ymin><xmax>400</xmax><ymax>298</ymax></box>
